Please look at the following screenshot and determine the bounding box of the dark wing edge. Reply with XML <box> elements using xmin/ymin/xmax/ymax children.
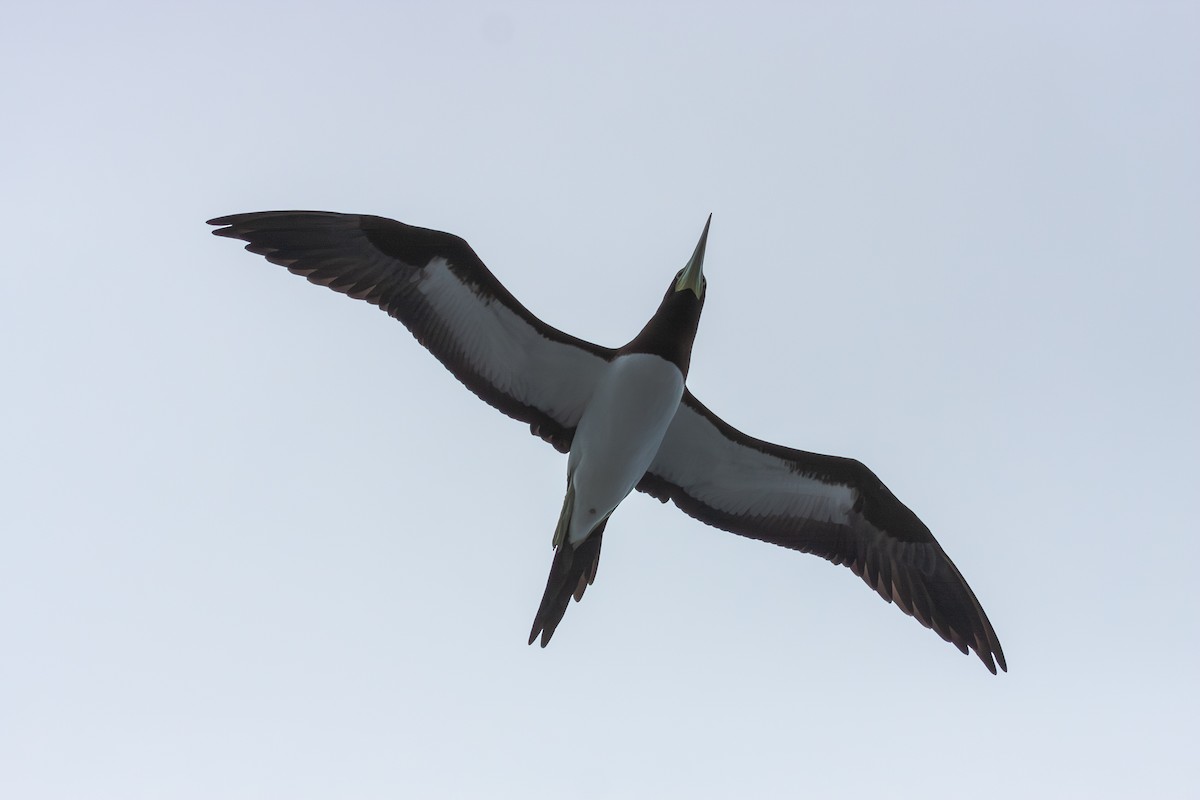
<box><xmin>208</xmin><ymin>211</ymin><xmax>614</xmax><ymax>453</ymax></box>
<box><xmin>638</xmin><ymin>391</ymin><xmax>1007</xmax><ymax>674</ymax></box>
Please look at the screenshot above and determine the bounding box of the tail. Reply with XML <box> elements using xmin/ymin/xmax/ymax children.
<box><xmin>528</xmin><ymin>520</ymin><xmax>607</xmax><ymax>647</ymax></box>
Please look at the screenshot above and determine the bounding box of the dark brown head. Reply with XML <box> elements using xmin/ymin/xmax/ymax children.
<box><xmin>622</xmin><ymin>215</ymin><xmax>710</xmax><ymax>376</ymax></box>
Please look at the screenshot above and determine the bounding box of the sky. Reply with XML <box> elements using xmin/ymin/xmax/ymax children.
<box><xmin>2</xmin><ymin>1</ymin><xmax>1198</xmax><ymax>798</ymax></box>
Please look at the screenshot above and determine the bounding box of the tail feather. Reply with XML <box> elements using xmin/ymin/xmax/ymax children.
<box><xmin>528</xmin><ymin>522</ymin><xmax>607</xmax><ymax>647</ymax></box>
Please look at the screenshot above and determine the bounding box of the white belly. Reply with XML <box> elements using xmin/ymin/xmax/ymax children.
<box><xmin>565</xmin><ymin>353</ymin><xmax>685</xmax><ymax>544</ymax></box>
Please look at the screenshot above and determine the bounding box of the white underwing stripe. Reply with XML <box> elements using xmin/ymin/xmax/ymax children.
<box><xmin>417</xmin><ymin>258</ymin><xmax>609</xmax><ymax>429</ymax></box>
<box><xmin>649</xmin><ymin>401</ymin><xmax>855</xmax><ymax>522</ymax></box>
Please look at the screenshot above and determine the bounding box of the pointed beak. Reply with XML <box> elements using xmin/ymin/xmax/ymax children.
<box><xmin>675</xmin><ymin>213</ymin><xmax>711</xmax><ymax>298</ymax></box>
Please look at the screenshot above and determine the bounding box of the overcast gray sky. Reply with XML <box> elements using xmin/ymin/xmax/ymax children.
<box><xmin>3</xmin><ymin>2</ymin><xmax>1198</xmax><ymax>798</ymax></box>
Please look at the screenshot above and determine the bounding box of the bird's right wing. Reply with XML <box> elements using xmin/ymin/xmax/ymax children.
<box><xmin>638</xmin><ymin>391</ymin><xmax>1006</xmax><ymax>673</ymax></box>
<box><xmin>209</xmin><ymin>211</ymin><xmax>614</xmax><ymax>452</ymax></box>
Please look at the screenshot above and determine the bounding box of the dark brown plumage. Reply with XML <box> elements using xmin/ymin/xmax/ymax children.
<box><xmin>528</xmin><ymin>522</ymin><xmax>607</xmax><ymax>647</ymax></box>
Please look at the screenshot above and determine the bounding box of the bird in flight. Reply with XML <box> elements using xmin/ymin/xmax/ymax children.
<box><xmin>209</xmin><ymin>211</ymin><xmax>1006</xmax><ymax>673</ymax></box>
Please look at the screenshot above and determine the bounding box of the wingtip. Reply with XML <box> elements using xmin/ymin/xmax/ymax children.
<box><xmin>974</xmin><ymin>641</ymin><xmax>1006</xmax><ymax>675</ymax></box>
<box><xmin>207</xmin><ymin>214</ymin><xmax>247</xmax><ymax>237</ymax></box>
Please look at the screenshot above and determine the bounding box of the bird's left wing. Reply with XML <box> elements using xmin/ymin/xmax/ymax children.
<box><xmin>209</xmin><ymin>211</ymin><xmax>614</xmax><ymax>452</ymax></box>
<box><xmin>638</xmin><ymin>391</ymin><xmax>1006</xmax><ymax>673</ymax></box>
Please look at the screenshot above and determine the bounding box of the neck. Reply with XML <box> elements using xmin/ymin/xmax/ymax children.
<box><xmin>622</xmin><ymin>290</ymin><xmax>702</xmax><ymax>376</ymax></box>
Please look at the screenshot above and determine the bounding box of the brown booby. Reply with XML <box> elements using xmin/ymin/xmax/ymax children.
<box><xmin>208</xmin><ymin>211</ymin><xmax>1006</xmax><ymax>673</ymax></box>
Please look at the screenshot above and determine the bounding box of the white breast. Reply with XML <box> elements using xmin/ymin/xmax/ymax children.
<box><xmin>566</xmin><ymin>353</ymin><xmax>685</xmax><ymax>544</ymax></box>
